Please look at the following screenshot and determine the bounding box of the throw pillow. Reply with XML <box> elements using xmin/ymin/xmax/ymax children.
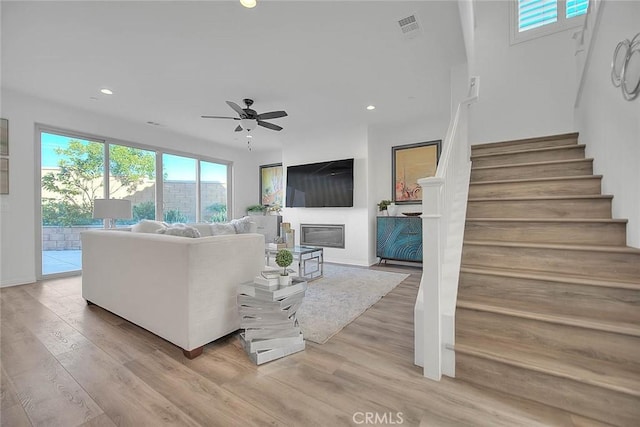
<box><xmin>187</xmin><ymin>223</ymin><xmax>213</xmax><ymax>237</ymax></box>
<box><xmin>210</xmin><ymin>223</ymin><xmax>237</xmax><ymax>235</ymax></box>
<box><xmin>231</xmin><ymin>216</ymin><xmax>254</xmax><ymax>234</ymax></box>
<box><xmin>131</xmin><ymin>219</ymin><xmax>168</xmax><ymax>234</ymax></box>
<box><xmin>157</xmin><ymin>224</ymin><xmax>201</xmax><ymax>238</ymax></box>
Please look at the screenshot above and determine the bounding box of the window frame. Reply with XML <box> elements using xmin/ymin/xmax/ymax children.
<box><xmin>35</xmin><ymin>123</ymin><xmax>233</xmax><ymax>279</ymax></box>
<box><xmin>510</xmin><ymin>0</ymin><xmax>588</xmax><ymax>45</ymax></box>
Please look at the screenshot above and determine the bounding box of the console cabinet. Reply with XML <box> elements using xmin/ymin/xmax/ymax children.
<box><xmin>251</xmin><ymin>214</ymin><xmax>282</xmax><ymax>244</ymax></box>
<box><xmin>376</xmin><ymin>216</ymin><xmax>422</xmax><ymax>263</ymax></box>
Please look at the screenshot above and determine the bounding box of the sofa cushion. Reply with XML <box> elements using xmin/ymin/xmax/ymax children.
<box><xmin>157</xmin><ymin>224</ymin><xmax>201</xmax><ymax>238</ymax></box>
<box><xmin>210</xmin><ymin>223</ymin><xmax>237</xmax><ymax>235</ymax></box>
<box><xmin>231</xmin><ymin>216</ymin><xmax>255</xmax><ymax>234</ymax></box>
<box><xmin>132</xmin><ymin>219</ymin><xmax>167</xmax><ymax>234</ymax></box>
<box><xmin>188</xmin><ymin>223</ymin><xmax>213</xmax><ymax>237</ymax></box>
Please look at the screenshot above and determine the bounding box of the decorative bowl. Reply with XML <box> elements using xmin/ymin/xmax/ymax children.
<box><xmin>402</xmin><ymin>212</ymin><xmax>421</xmax><ymax>217</ymax></box>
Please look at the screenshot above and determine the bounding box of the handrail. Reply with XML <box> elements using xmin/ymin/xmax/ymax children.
<box><xmin>414</xmin><ymin>77</ymin><xmax>478</xmax><ymax>380</ymax></box>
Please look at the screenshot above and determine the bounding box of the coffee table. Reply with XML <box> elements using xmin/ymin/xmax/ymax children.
<box><xmin>265</xmin><ymin>245</ymin><xmax>323</xmax><ymax>280</ymax></box>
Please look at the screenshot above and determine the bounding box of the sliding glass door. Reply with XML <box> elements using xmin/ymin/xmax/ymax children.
<box><xmin>41</xmin><ymin>131</ymin><xmax>104</xmax><ymax>275</ymax></box>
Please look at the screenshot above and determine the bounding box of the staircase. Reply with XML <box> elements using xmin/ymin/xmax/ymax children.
<box><xmin>455</xmin><ymin>132</ymin><xmax>640</xmax><ymax>426</ymax></box>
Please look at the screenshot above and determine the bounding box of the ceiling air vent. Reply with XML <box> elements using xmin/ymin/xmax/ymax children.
<box><xmin>398</xmin><ymin>14</ymin><xmax>421</xmax><ymax>39</ymax></box>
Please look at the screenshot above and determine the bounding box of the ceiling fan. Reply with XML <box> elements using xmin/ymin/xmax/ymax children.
<box><xmin>201</xmin><ymin>98</ymin><xmax>287</xmax><ymax>132</ymax></box>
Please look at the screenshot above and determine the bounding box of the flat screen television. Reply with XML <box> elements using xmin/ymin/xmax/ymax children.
<box><xmin>285</xmin><ymin>158</ymin><xmax>354</xmax><ymax>208</ymax></box>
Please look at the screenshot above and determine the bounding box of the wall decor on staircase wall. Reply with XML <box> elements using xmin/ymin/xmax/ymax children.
<box><xmin>0</xmin><ymin>118</ymin><xmax>7</xmax><ymax>156</ymax></box>
<box><xmin>611</xmin><ymin>32</ymin><xmax>640</xmax><ymax>101</ymax></box>
<box><xmin>392</xmin><ymin>140</ymin><xmax>441</xmax><ymax>204</ymax></box>
<box><xmin>260</xmin><ymin>163</ymin><xmax>283</xmax><ymax>207</ymax></box>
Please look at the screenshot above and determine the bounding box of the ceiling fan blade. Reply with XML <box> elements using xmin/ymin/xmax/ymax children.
<box><xmin>201</xmin><ymin>115</ymin><xmax>240</xmax><ymax>120</ymax></box>
<box><xmin>234</xmin><ymin>125</ymin><xmax>243</xmax><ymax>132</ymax></box>
<box><xmin>257</xmin><ymin>110</ymin><xmax>288</xmax><ymax>120</ymax></box>
<box><xmin>258</xmin><ymin>121</ymin><xmax>283</xmax><ymax>131</ymax></box>
<box><xmin>226</xmin><ymin>101</ymin><xmax>246</xmax><ymax>117</ymax></box>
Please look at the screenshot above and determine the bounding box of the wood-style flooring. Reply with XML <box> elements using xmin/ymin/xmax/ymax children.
<box><xmin>1</xmin><ymin>264</ymin><xmax>604</xmax><ymax>426</ymax></box>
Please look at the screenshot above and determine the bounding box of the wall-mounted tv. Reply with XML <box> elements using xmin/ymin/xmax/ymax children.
<box><xmin>285</xmin><ymin>158</ymin><xmax>354</xmax><ymax>208</ymax></box>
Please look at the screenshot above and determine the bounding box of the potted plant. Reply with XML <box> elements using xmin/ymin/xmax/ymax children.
<box><xmin>377</xmin><ymin>200</ymin><xmax>391</xmax><ymax>215</ymax></box>
<box><xmin>246</xmin><ymin>204</ymin><xmax>266</xmax><ymax>216</ymax></box>
<box><xmin>275</xmin><ymin>249</ymin><xmax>293</xmax><ymax>286</ymax></box>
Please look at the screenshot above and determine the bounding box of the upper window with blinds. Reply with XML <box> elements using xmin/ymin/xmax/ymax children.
<box><xmin>512</xmin><ymin>0</ymin><xmax>589</xmax><ymax>43</ymax></box>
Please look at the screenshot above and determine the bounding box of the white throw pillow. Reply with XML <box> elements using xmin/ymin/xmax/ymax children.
<box><xmin>187</xmin><ymin>223</ymin><xmax>213</xmax><ymax>237</ymax></box>
<box><xmin>231</xmin><ymin>216</ymin><xmax>254</xmax><ymax>234</ymax></box>
<box><xmin>131</xmin><ymin>219</ymin><xmax>167</xmax><ymax>234</ymax></box>
<box><xmin>157</xmin><ymin>224</ymin><xmax>201</xmax><ymax>238</ymax></box>
<box><xmin>210</xmin><ymin>223</ymin><xmax>237</xmax><ymax>235</ymax></box>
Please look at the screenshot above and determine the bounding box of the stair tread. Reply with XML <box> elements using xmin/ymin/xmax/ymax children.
<box><xmin>453</xmin><ymin>341</ymin><xmax>640</xmax><ymax>397</ymax></box>
<box><xmin>464</xmin><ymin>239</ymin><xmax>640</xmax><ymax>254</ymax></box>
<box><xmin>471</xmin><ymin>132</ymin><xmax>580</xmax><ymax>150</ymax></box>
<box><xmin>466</xmin><ymin>218</ymin><xmax>628</xmax><ymax>224</ymax></box>
<box><xmin>468</xmin><ymin>195</ymin><xmax>613</xmax><ymax>202</ymax></box>
<box><xmin>471</xmin><ymin>144</ymin><xmax>585</xmax><ymax>159</ymax></box>
<box><xmin>469</xmin><ymin>175</ymin><xmax>602</xmax><ymax>186</ymax></box>
<box><xmin>460</xmin><ymin>265</ymin><xmax>640</xmax><ymax>290</ymax></box>
<box><xmin>457</xmin><ymin>300</ymin><xmax>640</xmax><ymax>337</ymax></box>
<box><xmin>471</xmin><ymin>158</ymin><xmax>593</xmax><ymax>171</ymax></box>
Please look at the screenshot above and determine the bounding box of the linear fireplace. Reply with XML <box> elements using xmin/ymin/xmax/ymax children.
<box><xmin>300</xmin><ymin>224</ymin><xmax>345</xmax><ymax>248</ymax></box>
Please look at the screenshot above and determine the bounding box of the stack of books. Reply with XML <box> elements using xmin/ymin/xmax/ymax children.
<box><xmin>237</xmin><ymin>273</ymin><xmax>307</xmax><ymax>364</ymax></box>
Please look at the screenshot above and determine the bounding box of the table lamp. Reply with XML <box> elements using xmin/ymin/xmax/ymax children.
<box><xmin>93</xmin><ymin>199</ymin><xmax>132</xmax><ymax>228</ymax></box>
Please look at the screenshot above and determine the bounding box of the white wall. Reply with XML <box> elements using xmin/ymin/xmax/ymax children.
<box><xmin>368</xmin><ymin>114</ymin><xmax>450</xmax><ymax>264</ymax></box>
<box><xmin>469</xmin><ymin>0</ymin><xmax>577</xmax><ymax>144</ymax></box>
<box><xmin>0</xmin><ymin>88</ymin><xmax>257</xmax><ymax>286</ymax></box>
<box><xmin>280</xmin><ymin>125</ymin><xmax>370</xmax><ymax>266</ymax></box>
<box><xmin>575</xmin><ymin>0</ymin><xmax>640</xmax><ymax>248</ymax></box>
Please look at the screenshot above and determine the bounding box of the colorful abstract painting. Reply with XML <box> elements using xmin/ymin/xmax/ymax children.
<box><xmin>392</xmin><ymin>140</ymin><xmax>441</xmax><ymax>204</ymax></box>
<box><xmin>260</xmin><ymin>163</ymin><xmax>283</xmax><ymax>206</ymax></box>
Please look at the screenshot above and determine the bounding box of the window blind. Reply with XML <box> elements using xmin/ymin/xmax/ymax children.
<box><xmin>518</xmin><ymin>0</ymin><xmax>589</xmax><ymax>33</ymax></box>
<box><xmin>519</xmin><ymin>0</ymin><xmax>558</xmax><ymax>32</ymax></box>
<box><xmin>566</xmin><ymin>0</ymin><xmax>589</xmax><ymax>18</ymax></box>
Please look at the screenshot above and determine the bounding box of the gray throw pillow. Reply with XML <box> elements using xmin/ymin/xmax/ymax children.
<box><xmin>231</xmin><ymin>216</ymin><xmax>253</xmax><ymax>233</ymax></box>
<box><xmin>157</xmin><ymin>224</ymin><xmax>201</xmax><ymax>238</ymax></box>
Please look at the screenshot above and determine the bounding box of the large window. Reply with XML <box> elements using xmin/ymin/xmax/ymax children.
<box><xmin>41</xmin><ymin>132</ymin><xmax>105</xmax><ymax>275</ymax></box>
<box><xmin>200</xmin><ymin>160</ymin><xmax>228</xmax><ymax>223</ymax></box>
<box><xmin>512</xmin><ymin>0</ymin><xmax>588</xmax><ymax>43</ymax></box>
<box><xmin>38</xmin><ymin>127</ymin><xmax>232</xmax><ymax>278</ymax></box>
<box><xmin>162</xmin><ymin>154</ymin><xmax>197</xmax><ymax>223</ymax></box>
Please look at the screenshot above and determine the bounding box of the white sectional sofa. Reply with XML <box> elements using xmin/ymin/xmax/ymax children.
<box><xmin>81</xmin><ymin>227</ymin><xmax>264</xmax><ymax>358</ymax></box>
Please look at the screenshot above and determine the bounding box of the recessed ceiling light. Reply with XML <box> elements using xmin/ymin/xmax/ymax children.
<box><xmin>100</xmin><ymin>88</ymin><xmax>113</xmax><ymax>95</ymax></box>
<box><xmin>247</xmin><ymin>134</ymin><xmax>253</xmax><ymax>138</ymax></box>
<box><xmin>366</xmin><ymin>105</ymin><xmax>376</xmax><ymax>110</ymax></box>
<box><xmin>240</xmin><ymin>0</ymin><xmax>256</xmax><ymax>8</ymax></box>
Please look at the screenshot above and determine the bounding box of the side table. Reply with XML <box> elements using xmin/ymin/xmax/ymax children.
<box><xmin>237</xmin><ymin>277</ymin><xmax>307</xmax><ymax>364</ymax></box>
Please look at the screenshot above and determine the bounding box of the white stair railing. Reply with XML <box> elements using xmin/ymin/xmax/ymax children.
<box><xmin>414</xmin><ymin>77</ymin><xmax>478</xmax><ymax>380</ymax></box>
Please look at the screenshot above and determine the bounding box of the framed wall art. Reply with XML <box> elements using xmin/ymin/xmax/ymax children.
<box><xmin>259</xmin><ymin>163</ymin><xmax>283</xmax><ymax>206</ymax></box>
<box><xmin>0</xmin><ymin>118</ymin><xmax>8</xmax><ymax>156</ymax></box>
<box><xmin>392</xmin><ymin>140</ymin><xmax>441</xmax><ymax>204</ymax></box>
<box><xmin>0</xmin><ymin>158</ymin><xmax>8</xmax><ymax>194</ymax></box>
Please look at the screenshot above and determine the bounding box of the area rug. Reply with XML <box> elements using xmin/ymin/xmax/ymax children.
<box><xmin>296</xmin><ymin>264</ymin><xmax>409</xmax><ymax>344</ymax></box>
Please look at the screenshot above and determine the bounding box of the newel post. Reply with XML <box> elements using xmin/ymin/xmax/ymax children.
<box><xmin>418</xmin><ymin>176</ymin><xmax>444</xmax><ymax>380</ymax></box>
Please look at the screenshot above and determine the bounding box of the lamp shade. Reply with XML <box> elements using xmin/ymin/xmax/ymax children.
<box><xmin>93</xmin><ymin>199</ymin><xmax>132</xmax><ymax>220</ymax></box>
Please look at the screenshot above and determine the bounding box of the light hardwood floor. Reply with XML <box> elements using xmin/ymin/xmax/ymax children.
<box><xmin>1</xmin><ymin>265</ymin><xmax>605</xmax><ymax>426</ymax></box>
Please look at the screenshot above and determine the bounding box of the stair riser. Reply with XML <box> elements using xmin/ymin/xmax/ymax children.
<box><xmin>471</xmin><ymin>160</ymin><xmax>593</xmax><ymax>182</ymax></box>
<box><xmin>466</xmin><ymin>198</ymin><xmax>612</xmax><ymax>219</ymax></box>
<box><xmin>471</xmin><ymin>135</ymin><xmax>579</xmax><ymax>156</ymax></box>
<box><xmin>455</xmin><ymin>352</ymin><xmax>640</xmax><ymax>426</ymax></box>
<box><xmin>471</xmin><ymin>146</ymin><xmax>585</xmax><ymax>168</ymax></box>
<box><xmin>464</xmin><ymin>221</ymin><xmax>626</xmax><ymax>246</ymax></box>
<box><xmin>459</xmin><ymin>272</ymin><xmax>640</xmax><ymax>325</ymax></box>
<box><xmin>462</xmin><ymin>244</ymin><xmax>640</xmax><ymax>281</ymax></box>
<box><xmin>468</xmin><ymin>178</ymin><xmax>601</xmax><ymax>198</ymax></box>
<box><xmin>456</xmin><ymin>308</ymin><xmax>640</xmax><ymax>374</ymax></box>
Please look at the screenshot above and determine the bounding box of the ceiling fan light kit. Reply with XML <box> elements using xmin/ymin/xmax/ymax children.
<box><xmin>240</xmin><ymin>0</ymin><xmax>257</xmax><ymax>9</ymax></box>
<box><xmin>201</xmin><ymin>98</ymin><xmax>288</xmax><ymax>147</ymax></box>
